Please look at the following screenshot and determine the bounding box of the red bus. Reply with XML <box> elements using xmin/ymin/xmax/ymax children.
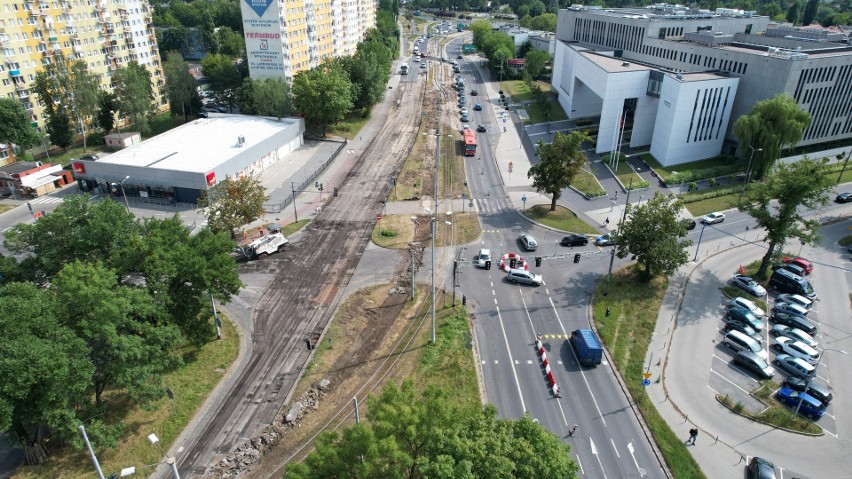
<box><xmin>463</xmin><ymin>129</ymin><xmax>477</xmax><ymax>156</ymax></box>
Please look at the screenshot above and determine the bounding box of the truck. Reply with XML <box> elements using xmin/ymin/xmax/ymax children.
<box><xmin>400</xmin><ymin>63</ymin><xmax>409</xmax><ymax>75</ymax></box>
<box><xmin>239</xmin><ymin>233</ymin><xmax>288</xmax><ymax>260</ymax></box>
<box><xmin>571</xmin><ymin>329</ymin><xmax>603</xmax><ymax>365</ymax></box>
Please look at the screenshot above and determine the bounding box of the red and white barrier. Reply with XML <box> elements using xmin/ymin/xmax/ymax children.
<box><xmin>535</xmin><ymin>337</ymin><xmax>561</xmax><ymax>398</ymax></box>
<box><xmin>500</xmin><ymin>252</ymin><xmax>528</xmax><ymax>271</ymax></box>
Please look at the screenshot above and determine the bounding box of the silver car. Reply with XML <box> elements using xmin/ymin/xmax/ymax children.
<box><xmin>506</xmin><ymin>268</ymin><xmax>543</xmax><ymax>286</ymax></box>
<box><xmin>519</xmin><ymin>234</ymin><xmax>538</xmax><ymax>251</ymax></box>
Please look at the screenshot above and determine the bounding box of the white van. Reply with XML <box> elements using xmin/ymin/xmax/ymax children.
<box><xmin>723</xmin><ymin>330</ymin><xmax>767</xmax><ymax>361</ymax></box>
<box><xmin>475</xmin><ymin>249</ymin><xmax>491</xmax><ymax>268</ymax></box>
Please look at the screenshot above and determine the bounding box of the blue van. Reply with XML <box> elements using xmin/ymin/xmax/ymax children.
<box><xmin>571</xmin><ymin>329</ymin><xmax>603</xmax><ymax>365</ymax></box>
<box><xmin>776</xmin><ymin>387</ymin><xmax>825</xmax><ymax>419</ymax></box>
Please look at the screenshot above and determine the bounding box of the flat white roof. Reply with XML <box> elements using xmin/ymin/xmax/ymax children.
<box><xmin>98</xmin><ymin>115</ymin><xmax>300</xmax><ymax>173</ymax></box>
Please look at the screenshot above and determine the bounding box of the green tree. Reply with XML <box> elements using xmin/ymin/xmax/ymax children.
<box><xmin>67</xmin><ymin>61</ymin><xmax>102</xmax><ymax>151</ymax></box>
<box><xmin>45</xmin><ymin>107</ymin><xmax>73</xmax><ymax>150</ymax></box>
<box><xmin>96</xmin><ymin>91</ymin><xmax>117</xmax><ymax>134</ymax></box>
<box><xmin>287</xmin><ymin>381</ymin><xmax>578</xmax><ymax>478</ymax></box>
<box><xmin>744</xmin><ymin>157</ymin><xmax>835</xmax><ymax>278</ymax></box>
<box><xmin>733</xmin><ymin>94</ymin><xmax>811</xmax><ymax>180</ymax></box>
<box><xmin>32</xmin><ymin>58</ymin><xmax>101</xmax><ymax>151</ymax></box>
<box><xmin>112</xmin><ymin>62</ymin><xmax>155</xmax><ymax>133</ymax></box>
<box><xmin>0</xmin><ymin>98</ymin><xmax>41</xmax><ymax>151</ymax></box>
<box><xmin>524</xmin><ymin>49</ymin><xmax>549</xmax><ymax>78</ymax></box>
<box><xmin>164</xmin><ymin>51</ymin><xmax>200</xmax><ymax>121</ymax></box>
<box><xmin>529</xmin><ymin>0</ymin><xmax>546</xmax><ymax>16</ymax></box>
<box><xmin>249</xmin><ymin>78</ymin><xmax>295</xmax><ymax>119</ymax></box>
<box><xmin>0</xmin><ymin>282</ymin><xmax>93</xmax><ymax>465</ymax></box>
<box><xmin>529</xmin><ymin>12</ymin><xmax>557</xmax><ymax>31</ymax></box>
<box><xmin>197</xmin><ymin>175</ymin><xmax>269</xmax><ymax>238</ymax></box>
<box><xmin>342</xmin><ymin>38</ymin><xmax>393</xmax><ymax>115</ymax></box>
<box><xmin>201</xmin><ymin>54</ymin><xmax>242</xmax><ymax>111</ymax></box>
<box><xmin>614</xmin><ymin>192</ymin><xmax>693</xmax><ymax>280</ymax></box>
<box><xmin>786</xmin><ymin>1</ymin><xmax>800</xmax><ymax>24</ymax></box>
<box><xmin>528</xmin><ymin>131</ymin><xmax>590</xmax><ymax>210</ymax></box>
<box><xmin>292</xmin><ymin>63</ymin><xmax>354</xmax><ymax>135</ymax></box>
<box><xmin>216</xmin><ymin>26</ymin><xmax>246</xmax><ymax>58</ymax></box>
<box><xmin>801</xmin><ymin>0</ymin><xmax>818</xmax><ymax>24</ymax></box>
<box><xmin>519</xmin><ymin>14</ymin><xmax>533</xmax><ymax>27</ymax></box>
<box><xmin>157</xmin><ymin>26</ymin><xmax>188</xmax><ymax>54</ymax></box>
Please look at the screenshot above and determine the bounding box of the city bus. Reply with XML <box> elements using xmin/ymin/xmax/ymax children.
<box><xmin>463</xmin><ymin>129</ymin><xmax>477</xmax><ymax>156</ymax></box>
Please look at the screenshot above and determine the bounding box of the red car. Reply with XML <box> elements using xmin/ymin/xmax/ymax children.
<box><xmin>783</xmin><ymin>257</ymin><xmax>813</xmax><ymax>275</ymax></box>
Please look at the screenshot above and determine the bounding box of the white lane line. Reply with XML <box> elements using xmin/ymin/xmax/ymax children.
<box><xmin>709</xmin><ymin>368</ymin><xmax>753</xmax><ymax>394</ymax></box>
<box><xmin>494</xmin><ymin>305</ymin><xmax>526</xmax><ymax>412</ymax></box>
<box><xmin>590</xmin><ymin>437</ymin><xmax>608</xmax><ymax>479</ymax></box>
<box><xmin>610</xmin><ymin>438</ymin><xmax>620</xmax><ymax>458</ymax></box>
<box><xmin>549</xmin><ymin>296</ymin><xmax>607</xmax><ymax>428</ymax></box>
<box><xmin>627</xmin><ymin>442</ymin><xmax>645</xmax><ymax>477</ymax></box>
<box><xmin>708</xmin><ymin>384</ymin><xmax>721</xmax><ymax>394</ymax></box>
<box><xmin>575</xmin><ymin>455</ymin><xmax>584</xmax><ymax>475</ymax></box>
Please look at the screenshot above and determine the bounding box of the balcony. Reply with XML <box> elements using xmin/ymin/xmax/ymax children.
<box><xmin>9</xmin><ymin>70</ymin><xmax>21</xmax><ymax>77</ymax></box>
<box><xmin>28</xmin><ymin>8</ymin><xmax>43</xmax><ymax>16</ymax></box>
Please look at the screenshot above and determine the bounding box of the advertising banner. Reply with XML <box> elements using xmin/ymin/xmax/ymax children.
<box><xmin>241</xmin><ymin>0</ymin><xmax>285</xmax><ymax>79</ymax></box>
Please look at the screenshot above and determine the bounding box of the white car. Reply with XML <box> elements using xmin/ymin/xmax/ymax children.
<box><xmin>728</xmin><ymin>297</ymin><xmax>765</xmax><ymax>317</ymax></box>
<box><xmin>460</xmin><ymin>107</ymin><xmax>468</xmax><ymax>115</ymax></box>
<box><xmin>772</xmin><ymin>336</ymin><xmax>820</xmax><ymax>364</ymax></box>
<box><xmin>701</xmin><ymin>212</ymin><xmax>725</xmax><ymax>224</ymax></box>
<box><xmin>475</xmin><ymin>248</ymin><xmax>491</xmax><ymax>268</ymax></box>
<box><xmin>770</xmin><ymin>324</ymin><xmax>818</xmax><ymax>349</ymax></box>
<box><xmin>420</xmin><ymin>62</ymin><xmax>427</xmax><ymax>68</ymax></box>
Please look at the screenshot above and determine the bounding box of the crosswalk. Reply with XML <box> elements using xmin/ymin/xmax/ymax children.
<box><xmin>26</xmin><ymin>196</ymin><xmax>64</xmax><ymax>205</ymax></box>
<box><xmin>471</xmin><ymin>196</ymin><xmax>511</xmax><ymax>215</ymax></box>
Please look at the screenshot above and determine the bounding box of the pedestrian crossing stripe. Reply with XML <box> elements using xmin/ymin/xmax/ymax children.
<box><xmin>482</xmin><ymin>229</ymin><xmax>500</xmax><ymax>233</ymax></box>
<box><xmin>542</xmin><ymin>334</ymin><xmax>571</xmax><ymax>340</ymax></box>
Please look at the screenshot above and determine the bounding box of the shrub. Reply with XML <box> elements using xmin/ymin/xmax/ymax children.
<box><xmin>727</xmin><ymin>174</ymin><xmax>735</xmax><ymax>184</ymax></box>
<box><xmin>688</xmin><ymin>182</ymin><xmax>698</xmax><ymax>191</ymax></box>
<box><xmin>380</xmin><ymin>229</ymin><xmax>397</xmax><ymax>238</ymax></box>
<box><xmin>707</xmin><ymin>177</ymin><xmax>716</xmax><ymax>186</ymax></box>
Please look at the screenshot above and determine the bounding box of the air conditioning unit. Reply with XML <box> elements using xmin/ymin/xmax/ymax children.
<box><xmin>237</xmin><ymin>135</ymin><xmax>245</xmax><ymax>147</ymax></box>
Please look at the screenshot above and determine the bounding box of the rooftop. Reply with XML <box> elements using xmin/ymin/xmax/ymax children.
<box><xmin>580</xmin><ymin>51</ymin><xmax>652</xmax><ymax>72</ymax></box>
<box><xmin>95</xmin><ymin>115</ymin><xmax>300</xmax><ymax>173</ymax></box>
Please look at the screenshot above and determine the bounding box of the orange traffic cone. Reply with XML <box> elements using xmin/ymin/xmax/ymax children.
<box><xmin>738</xmin><ymin>265</ymin><xmax>746</xmax><ymax>275</ymax></box>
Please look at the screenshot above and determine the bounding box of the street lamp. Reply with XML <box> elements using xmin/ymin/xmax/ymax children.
<box><xmin>148</xmin><ymin>433</ymin><xmax>181</xmax><ymax>479</ymax></box>
<box><xmin>119</xmin><ymin>175</ymin><xmax>131</xmax><ymax>214</ymax></box>
<box><xmin>794</xmin><ymin>348</ymin><xmax>847</xmax><ymax>418</ymax></box>
<box><xmin>738</xmin><ymin>146</ymin><xmax>762</xmax><ymax>206</ymax></box>
<box><xmin>42</xmin><ymin>134</ymin><xmax>51</xmax><ymax>163</ymax></box>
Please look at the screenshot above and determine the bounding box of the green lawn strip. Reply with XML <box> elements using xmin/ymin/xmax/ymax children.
<box><xmin>499</xmin><ymin>80</ymin><xmax>552</xmax><ymax>104</ymax></box>
<box><xmin>572</xmin><ymin>169</ymin><xmax>606</xmax><ymax>197</ymax></box>
<box><xmin>0</xmin><ymin>204</ymin><xmax>15</xmax><ymax>215</ymax></box>
<box><xmin>419</xmin><ymin>302</ymin><xmax>480</xmax><ymax>407</ymax></box>
<box><xmin>15</xmin><ymin>316</ymin><xmax>240</xmax><ymax>479</ymax></box>
<box><xmin>525</xmin><ymin>204</ymin><xmax>598</xmax><ymax>234</ymax></box>
<box><xmin>280</xmin><ymin>219</ymin><xmax>311</xmax><ymax>236</ymax></box>
<box><xmin>603</xmin><ymin>154</ymin><xmax>645</xmax><ymax>188</ymax></box>
<box><xmin>326</xmin><ymin>112</ymin><xmax>370</xmax><ymax>139</ymax></box>
<box><xmin>683</xmin><ymin>194</ymin><xmax>739</xmax><ymax>217</ymax></box>
<box><xmin>524</xmin><ymin>93</ymin><xmax>568</xmax><ymax>125</ymax></box>
<box><xmin>593</xmin><ymin>265</ymin><xmax>706</xmax><ymax>479</ymax></box>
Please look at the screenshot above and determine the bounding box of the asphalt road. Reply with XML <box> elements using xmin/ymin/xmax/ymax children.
<box><xmin>449</xmin><ymin>38</ymin><xmax>666</xmax><ymax>478</ymax></box>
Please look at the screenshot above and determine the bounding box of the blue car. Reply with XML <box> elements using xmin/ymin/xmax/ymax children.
<box><xmin>775</xmin><ymin>387</ymin><xmax>825</xmax><ymax>419</ymax></box>
<box><xmin>595</xmin><ymin>234</ymin><xmax>615</xmax><ymax>246</ymax></box>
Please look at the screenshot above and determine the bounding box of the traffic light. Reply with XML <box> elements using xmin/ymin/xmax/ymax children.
<box><xmin>509</xmin><ymin>258</ymin><xmax>517</xmax><ymax>269</ymax></box>
<box><xmin>535</xmin><ymin>257</ymin><xmax>542</xmax><ymax>267</ymax></box>
<box><xmin>315</xmin><ymin>181</ymin><xmax>319</xmax><ymax>188</ymax></box>
<box><xmin>485</xmin><ymin>260</ymin><xmax>492</xmax><ymax>270</ymax></box>
<box><xmin>573</xmin><ymin>253</ymin><xmax>581</xmax><ymax>263</ymax></box>
<box><xmin>319</xmin><ymin>183</ymin><xmax>324</xmax><ymax>191</ymax></box>
<box><xmin>462</xmin><ymin>295</ymin><xmax>467</xmax><ymax>305</ymax></box>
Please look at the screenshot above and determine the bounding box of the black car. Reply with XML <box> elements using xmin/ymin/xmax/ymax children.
<box><xmin>197</xmin><ymin>111</ymin><xmax>209</xmax><ymax>118</ymax></box>
<box><xmin>782</xmin><ymin>377</ymin><xmax>833</xmax><ymax>405</ymax></box>
<box><xmin>79</xmin><ymin>154</ymin><xmax>100</xmax><ymax>161</ymax></box>
<box><xmin>476</xmin><ymin>124</ymin><xmax>486</xmax><ymax>132</ymax></box>
<box><xmin>770</xmin><ymin>311</ymin><xmax>818</xmax><ymax>336</ymax></box>
<box><xmin>835</xmin><ymin>192</ymin><xmax>852</xmax><ymax>203</ymax></box>
<box><xmin>682</xmin><ymin>218</ymin><xmax>697</xmax><ymax>230</ymax></box>
<box><xmin>561</xmin><ymin>234</ymin><xmax>589</xmax><ymax>247</ymax></box>
<box><xmin>772</xmin><ymin>262</ymin><xmax>806</xmax><ymax>277</ymax></box>
<box><xmin>747</xmin><ymin>457</ymin><xmax>777</xmax><ymax>479</ymax></box>
<box><xmin>470</xmin><ymin>90</ymin><xmax>478</xmax><ymax>96</ymax></box>
<box><xmin>732</xmin><ymin>351</ymin><xmax>774</xmax><ymax>379</ymax></box>
<box><xmin>457</xmin><ymin>54</ymin><xmax>462</xmax><ymax>59</ymax></box>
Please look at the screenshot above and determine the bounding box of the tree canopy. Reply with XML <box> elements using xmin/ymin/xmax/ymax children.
<box><xmin>614</xmin><ymin>192</ymin><xmax>693</xmax><ymax>280</ymax></box>
<box><xmin>733</xmin><ymin>94</ymin><xmax>811</xmax><ymax>181</ymax></box>
<box><xmin>197</xmin><ymin>175</ymin><xmax>269</xmax><ymax>239</ymax></box>
<box><xmin>0</xmin><ymin>99</ymin><xmax>41</xmax><ymax>152</ymax></box>
<box><xmin>287</xmin><ymin>381</ymin><xmax>578</xmax><ymax>479</ymax></box>
<box><xmin>164</xmin><ymin>51</ymin><xmax>203</xmax><ymax>121</ymax></box>
<box><xmin>112</xmin><ymin>62</ymin><xmax>156</xmax><ymax>133</ymax></box>
<box><xmin>743</xmin><ymin>156</ymin><xmax>835</xmax><ymax>277</ymax></box>
<box><xmin>201</xmin><ymin>54</ymin><xmax>243</xmax><ymax>111</ymax></box>
<box><xmin>528</xmin><ymin>131</ymin><xmax>590</xmax><ymax>210</ymax></box>
<box><xmin>292</xmin><ymin>62</ymin><xmax>354</xmax><ymax>135</ymax></box>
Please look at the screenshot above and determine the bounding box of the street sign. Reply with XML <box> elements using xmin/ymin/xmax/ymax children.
<box><xmin>462</xmin><ymin>193</ymin><xmax>467</xmax><ymax>199</ymax></box>
<box><xmin>469</xmin><ymin>200</ymin><xmax>473</xmax><ymax>208</ymax></box>
<box><xmin>641</xmin><ymin>379</ymin><xmax>651</xmax><ymax>387</ymax></box>
<box><xmin>521</xmin><ymin>195</ymin><xmax>527</xmax><ymax>203</ymax></box>
<box><xmin>643</xmin><ymin>372</ymin><xmax>652</xmax><ymax>379</ymax></box>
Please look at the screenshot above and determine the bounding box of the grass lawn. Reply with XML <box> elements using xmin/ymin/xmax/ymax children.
<box><xmin>372</xmin><ymin>213</ymin><xmax>480</xmax><ymax>248</ymax></box>
<box><xmin>572</xmin><ymin>169</ymin><xmax>606</xmax><ymax>197</ymax></box>
<box><xmin>718</xmin><ymin>384</ymin><xmax>821</xmax><ymax>434</ymax></box>
<box><xmin>593</xmin><ymin>265</ymin><xmax>706</xmax><ymax>479</ymax></box>
<box><xmin>642</xmin><ymin>154</ymin><xmax>742</xmax><ymax>181</ymax></box>
<box><xmin>280</xmin><ymin>219</ymin><xmax>311</xmax><ymax>236</ymax></box>
<box><xmin>0</xmin><ymin>204</ymin><xmax>17</xmax><ymax>215</ymax></box>
<box><xmin>14</xmin><ymin>315</ymin><xmax>240</xmax><ymax>479</ymax></box>
<box><xmin>603</xmin><ymin>154</ymin><xmax>645</xmax><ymax>188</ymax></box>
<box><xmin>682</xmin><ymin>193</ymin><xmax>739</xmax><ymax>217</ymax></box>
<box><xmin>499</xmin><ymin>80</ymin><xmax>552</xmax><ymax>104</ymax></box>
<box><xmin>325</xmin><ymin>111</ymin><xmax>371</xmax><ymax>139</ymax></box>
<box><xmin>525</xmin><ymin>95</ymin><xmax>568</xmax><ymax>125</ymax></box>
<box><xmin>525</xmin><ymin>204</ymin><xmax>598</xmax><ymax>234</ymax></box>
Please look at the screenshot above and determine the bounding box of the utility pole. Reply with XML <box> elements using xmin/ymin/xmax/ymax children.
<box><xmin>291</xmin><ymin>182</ymin><xmax>298</xmax><ymax>222</ymax></box>
<box><xmin>431</xmin><ymin>126</ymin><xmax>439</xmax><ymax>344</ymax></box>
<box><xmin>79</xmin><ymin>425</ymin><xmax>106</xmax><ymax>479</ymax></box>
<box><xmin>604</xmin><ymin>178</ymin><xmax>632</xmax><ymax>296</ymax></box>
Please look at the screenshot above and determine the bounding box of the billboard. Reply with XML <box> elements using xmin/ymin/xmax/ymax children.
<box><xmin>241</xmin><ymin>0</ymin><xmax>286</xmax><ymax>79</ymax></box>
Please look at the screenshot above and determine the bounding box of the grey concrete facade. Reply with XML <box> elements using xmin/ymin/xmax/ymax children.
<box><xmin>554</xmin><ymin>5</ymin><xmax>852</xmax><ymax>153</ymax></box>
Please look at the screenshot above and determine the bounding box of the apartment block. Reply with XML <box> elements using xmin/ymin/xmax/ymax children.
<box><xmin>0</xmin><ymin>0</ymin><xmax>165</xmax><ymax>143</ymax></box>
<box><xmin>241</xmin><ymin>0</ymin><xmax>376</xmax><ymax>82</ymax></box>
<box><xmin>552</xmin><ymin>4</ymin><xmax>852</xmax><ymax>165</ymax></box>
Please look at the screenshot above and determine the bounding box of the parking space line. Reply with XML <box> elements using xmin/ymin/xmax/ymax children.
<box><xmin>709</xmin><ymin>367</ymin><xmax>756</xmax><ymax>394</ymax></box>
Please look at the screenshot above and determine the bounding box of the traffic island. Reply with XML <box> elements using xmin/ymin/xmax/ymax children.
<box><xmin>715</xmin><ymin>389</ymin><xmax>823</xmax><ymax>436</ymax></box>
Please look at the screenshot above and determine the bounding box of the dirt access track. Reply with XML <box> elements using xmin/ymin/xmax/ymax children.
<box><xmin>174</xmin><ymin>81</ymin><xmax>426</xmax><ymax>477</ymax></box>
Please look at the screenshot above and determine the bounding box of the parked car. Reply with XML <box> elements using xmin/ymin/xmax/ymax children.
<box><xmin>79</xmin><ymin>154</ymin><xmax>100</xmax><ymax>161</ymax></box>
<box><xmin>730</xmin><ymin>274</ymin><xmax>767</xmax><ymax>297</ymax></box>
<box><xmin>782</xmin><ymin>256</ymin><xmax>813</xmax><ymax>275</ymax></box>
<box><xmin>747</xmin><ymin>456</ymin><xmax>777</xmax><ymax>479</ymax></box>
<box><xmin>475</xmin><ymin>248</ymin><xmax>492</xmax><ymax>268</ymax></box>
<box><xmin>196</xmin><ymin>111</ymin><xmax>209</xmax><ymax>118</ymax></box>
<box><xmin>476</xmin><ymin>124</ymin><xmax>486</xmax><ymax>132</ymax></box>
<box><xmin>733</xmin><ymin>351</ymin><xmax>775</xmax><ymax>379</ymax></box>
<box><xmin>519</xmin><ymin>234</ymin><xmax>538</xmax><ymax>251</ymax></box>
<box><xmin>775</xmin><ymin>293</ymin><xmax>813</xmax><ymax>311</ymax></box>
<box><xmin>728</xmin><ymin>297</ymin><xmax>765</xmax><ymax>317</ymax></box>
<box><xmin>682</xmin><ymin>218</ymin><xmax>697</xmax><ymax>230</ymax></box>
<box><xmin>772</xmin><ymin>262</ymin><xmax>806</xmax><ymax>277</ymax></box>
<box><xmin>769</xmin><ymin>310</ymin><xmax>818</xmax><ymax>336</ymax></box>
<box><xmin>773</xmin><ymin>302</ymin><xmax>809</xmax><ymax>318</ymax></box>
<box><xmin>773</xmin><ymin>354</ymin><xmax>816</xmax><ymax>379</ymax></box>
<box><xmin>835</xmin><ymin>192</ymin><xmax>852</xmax><ymax>203</ymax></box>
<box><xmin>506</xmin><ymin>268</ymin><xmax>543</xmax><ymax>286</ymax></box>
<box><xmin>470</xmin><ymin>90</ymin><xmax>478</xmax><ymax>96</ymax></box>
<box><xmin>215</xmin><ymin>106</ymin><xmax>228</xmax><ymax>113</ymax></box>
<box><xmin>782</xmin><ymin>377</ymin><xmax>833</xmax><ymax>405</ymax></box>
<box><xmin>725</xmin><ymin>306</ymin><xmax>764</xmax><ymax>332</ymax></box>
<box><xmin>775</xmin><ymin>387</ymin><xmax>825</xmax><ymax>419</ymax></box>
<box><xmin>770</xmin><ymin>324</ymin><xmax>818</xmax><ymax>348</ymax></box>
<box><xmin>701</xmin><ymin>212</ymin><xmax>725</xmax><ymax>224</ymax></box>
<box><xmin>461</xmin><ymin>114</ymin><xmax>469</xmax><ymax>122</ymax></box>
<box><xmin>769</xmin><ymin>268</ymin><xmax>816</xmax><ymax>299</ymax></box>
<box><xmin>561</xmin><ymin>234</ymin><xmax>589</xmax><ymax>247</ymax></box>
<box><xmin>420</xmin><ymin>62</ymin><xmax>427</xmax><ymax>68</ymax></box>
<box><xmin>474</xmin><ymin>103</ymin><xmax>482</xmax><ymax>111</ymax></box>
<box><xmin>460</xmin><ymin>107</ymin><xmax>468</xmax><ymax>115</ymax></box>
<box><xmin>595</xmin><ymin>234</ymin><xmax>615</xmax><ymax>246</ymax></box>
<box><xmin>723</xmin><ymin>320</ymin><xmax>763</xmax><ymax>343</ymax></box>
<box><xmin>772</xmin><ymin>336</ymin><xmax>820</xmax><ymax>364</ymax></box>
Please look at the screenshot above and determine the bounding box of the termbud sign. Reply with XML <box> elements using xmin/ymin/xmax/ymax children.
<box><xmin>241</xmin><ymin>0</ymin><xmax>285</xmax><ymax>79</ymax></box>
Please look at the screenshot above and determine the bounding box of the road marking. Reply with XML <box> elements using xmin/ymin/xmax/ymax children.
<box><xmin>549</xmin><ymin>296</ymin><xmax>607</xmax><ymax>427</ymax></box>
<box><xmin>493</xmin><ymin>305</ymin><xmax>526</xmax><ymax>412</ymax></box>
<box><xmin>709</xmin><ymin>367</ymin><xmax>755</xmax><ymax>394</ymax></box>
<box><xmin>575</xmin><ymin>455</ymin><xmax>584</xmax><ymax>475</ymax></box>
<box><xmin>627</xmin><ymin>442</ymin><xmax>646</xmax><ymax>477</ymax></box>
<box><xmin>526</xmin><ymin>359</ymin><xmax>533</xmax><ymax>364</ymax></box>
<box><xmin>610</xmin><ymin>438</ymin><xmax>620</xmax><ymax>458</ymax></box>
<box><xmin>589</xmin><ymin>437</ymin><xmax>608</xmax><ymax>479</ymax></box>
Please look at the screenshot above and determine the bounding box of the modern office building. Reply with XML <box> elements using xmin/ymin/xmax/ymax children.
<box><xmin>240</xmin><ymin>0</ymin><xmax>376</xmax><ymax>82</ymax></box>
<box><xmin>552</xmin><ymin>4</ymin><xmax>852</xmax><ymax>165</ymax></box>
<box><xmin>72</xmin><ymin>115</ymin><xmax>305</xmax><ymax>204</ymax></box>
<box><xmin>0</xmin><ymin>0</ymin><xmax>166</xmax><ymax>149</ymax></box>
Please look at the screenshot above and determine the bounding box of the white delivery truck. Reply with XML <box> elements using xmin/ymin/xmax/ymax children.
<box><xmin>400</xmin><ymin>63</ymin><xmax>409</xmax><ymax>75</ymax></box>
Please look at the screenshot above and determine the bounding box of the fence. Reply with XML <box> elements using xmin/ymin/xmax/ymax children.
<box><xmin>263</xmin><ymin>139</ymin><xmax>348</xmax><ymax>214</ymax></box>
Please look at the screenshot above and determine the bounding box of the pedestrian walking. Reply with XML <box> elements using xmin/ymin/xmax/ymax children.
<box><xmin>605</xmin><ymin>217</ymin><xmax>610</xmax><ymax>226</ymax></box>
<box><xmin>258</xmin><ymin>226</ymin><xmax>264</xmax><ymax>236</ymax></box>
<box><xmin>481</xmin><ymin>168</ymin><xmax>485</xmax><ymax>175</ymax></box>
<box><xmin>686</xmin><ymin>428</ymin><xmax>698</xmax><ymax>445</ymax></box>
<box><xmin>243</xmin><ymin>230</ymin><xmax>248</xmax><ymax>240</ymax></box>
<box><xmin>614</xmin><ymin>190</ymin><xmax>618</xmax><ymax>200</ymax></box>
<box><xmin>569</xmin><ymin>425</ymin><xmax>578</xmax><ymax>437</ymax></box>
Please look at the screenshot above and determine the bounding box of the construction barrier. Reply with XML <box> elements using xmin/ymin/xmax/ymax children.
<box><xmin>535</xmin><ymin>338</ymin><xmax>561</xmax><ymax>398</ymax></box>
<box><xmin>500</xmin><ymin>252</ymin><xmax>529</xmax><ymax>271</ymax></box>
